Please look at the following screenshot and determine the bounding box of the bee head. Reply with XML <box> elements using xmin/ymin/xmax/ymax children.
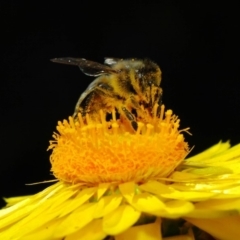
<box><xmin>139</xmin><ymin>59</ymin><xmax>162</xmax><ymax>86</ymax></box>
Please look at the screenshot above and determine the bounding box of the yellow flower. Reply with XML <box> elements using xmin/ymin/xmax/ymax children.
<box><xmin>0</xmin><ymin>105</ymin><xmax>240</xmax><ymax>240</ymax></box>
<box><xmin>175</xmin><ymin>141</ymin><xmax>240</xmax><ymax>240</ymax></box>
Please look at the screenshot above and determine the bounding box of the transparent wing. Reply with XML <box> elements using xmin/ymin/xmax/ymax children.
<box><xmin>51</xmin><ymin>57</ymin><xmax>117</xmax><ymax>76</ymax></box>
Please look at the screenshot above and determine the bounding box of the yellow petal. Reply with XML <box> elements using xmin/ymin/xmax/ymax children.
<box><xmin>54</xmin><ymin>202</ymin><xmax>96</xmax><ymax>238</ymax></box>
<box><xmin>21</xmin><ymin>217</ymin><xmax>63</xmax><ymax>240</ymax></box>
<box><xmin>103</xmin><ymin>204</ymin><xmax>141</xmax><ymax>235</ymax></box>
<box><xmin>131</xmin><ymin>192</ymin><xmax>166</xmax><ymax>212</ymax></box>
<box><xmin>43</xmin><ymin>187</ymin><xmax>79</xmax><ymax>211</ymax></box>
<box><xmin>58</xmin><ymin>187</ymin><xmax>97</xmax><ymax>217</ymax></box>
<box><xmin>161</xmin><ymin>189</ymin><xmax>216</xmax><ymax>201</ymax></box>
<box><xmin>185</xmin><ymin>166</ymin><xmax>232</xmax><ymax>175</ymax></box>
<box><xmin>3</xmin><ymin>195</ymin><xmax>31</xmax><ymax>206</ymax></box>
<box><xmin>65</xmin><ymin>219</ymin><xmax>107</xmax><ymax>240</ymax></box>
<box><xmin>5</xmin><ymin>202</ymin><xmax>66</xmax><ymax>239</ymax></box>
<box><xmin>154</xmin><ymin>200</ymin><xmax>194</xmax><ymax>218</ymax></box>
<box><xmin>185</xmin><ymin>198</ymin><xmax>240</xmax><ymax>218</ymax></box>
<box><xmin>33</xmin><ymin>182</ymin><xmax>64</xmax><ymax>200</ymax></box>
<box><xmin>170</xmin><ymin>174</ymin><xmax>240</xmax><ymax>197</ymax></box>
<box><xmin>97</xmin><ymin>183</ymin><xmax>110</xmax><ymax>199</ymax></box>
<box><xmin>0</xmin><ymin>183</ymin><xmax>63</xmax><ymax>220</ymax></box>
<box><xmin>0</xmin><ymin>184</ymin><xmax>66</xmax><ymax>237</ymax></box>
<box><xmin>0</xmin><ymin>198</ymin><xmax>33</xmax><ymax>227</ymax></box>
<box><xmin>214</xmin><ymin>185</ymin><xmax>240</xmax><ymax>198</ymax></box>
<box><xmin>115</xmin><ymin>218</ymin><xmax>162</xmax><ymax>240</ymax></box>
<box><xmin>185</xmin><ymin>142</ymin><xmax>240</xmax><ymax>177</ymax></box>
<box><xmin>194</xmin><ymin>198</ymin><xmax>240</xmax><ymax>212</ymax></box>
<box><xmin>186</xmin><ymin>209</ymin><xmax>237</xmax><ymax>218</ymax></box>
<box><xmin>185</xmin><ymin>141</ymin><xmax>230</xmax><ymax>163</ymax></box>
<box><xmin>204</xmin><ymin>144</ymin><xmax>240</xmax><ymax>165</ymax></box>
<box><xmin>118</xmin><ymin>182</ymin><xmax>136</xmax><ymax>203</ymax></box>
<box><xmin>170</xmin><ymin>171</ymin><xmax>202</xmax><ymax>180</ymax></box>
<box><xmin>2</xmin><ymin>185</ymin><xmax>93</xmax><ymax>239</ymax></box>
<box><xmin>8</xmin><ymin>187</ymin><xmax>79</xmax><ymax>234</ymax></box>
<box><xmin>185</xmin><ymin>205</ymin><xmax>238</xmax><ymax>218</ymax></box>
<box><xmin>185</xmin><ymin>216</ymin><xmax>240</xmax><ymax>240</ymax></box>
<box><xmin>93</xmin><ymin>195</ymin><xmax>123</xmax><ymax>218</ymax></box>
<box><xmin>139</xmin><ymin>180</ymin><xmax>174</xmax><ymax>195</ymax></box>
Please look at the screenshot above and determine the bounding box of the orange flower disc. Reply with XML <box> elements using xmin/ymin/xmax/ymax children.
<box><xmin>49</xmin><ymin>105</ymin><xmax>189</xmax><ymax>184</ymax></box>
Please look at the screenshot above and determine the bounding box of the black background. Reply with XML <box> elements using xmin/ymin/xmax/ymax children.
<box><xmin>1</xmin><ymin>2</ymin><xmax>239</xmax><ymax>202</ymax></box>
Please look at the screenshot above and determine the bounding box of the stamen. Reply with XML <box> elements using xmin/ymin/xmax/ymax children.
<box><xmin>63</xmin><ymin>119</ymin><xmax>69</xmax><ymax>127</ymax></box>
<box><xmin>57</xmin><ymin>121</ymin><xmax>63</xmax><ymax>127</ymax></box>
<box><xmin>159</xmin><ymin>105</ymin><xmax>165</xmax><ymax>121</ymax></box>
<box><xmin>146</xmin><ymin>124</ymin><xmax>154</xmax><ymax>136</ymax></box>
<box><xmin>165</xmin><ymin>110</ymin><xmax>172</xmax><ymax>124</ymax></box>
<box><xmin>112</xmin><ymin>108</ymin><xmax>117</xmax><ymax>122</ymax></box>
<box><xmin>69</xmin><ymin>116</ymin><xmax>75</xmax><ymax>129</ymax></box>
<box><xmin>77</xmin><ymin>113</ymin><xmax>84</xmax><ymax>127</ymax></box>
<box><xmin>160</xmin><ymin>122</ymin><xmax>167</xmax><ymax>134</ymax></box>
<box><xmin>136</xmin><ymin>122</ymin><xmax>144</xmax><ymax>135</ymax></box>
<box><xmin>171</xmin><ymin>121</ymin><xmax>180</xmax><ymax>135</ymax></box>
<box><xmin>112</xmin><ymin>122</ymin><xmax>119</xmax><ymax>135</ymax></box>
<box><xmin>152</xmin><ymin>103</ymin><xmax>159</xmax><ymax>119</ymax></box>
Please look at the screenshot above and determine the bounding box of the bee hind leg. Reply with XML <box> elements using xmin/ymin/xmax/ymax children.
<box><xmin>121</xmin><ymin>107</ymin><xmax>138</xmax><ymax>131</ymax></box>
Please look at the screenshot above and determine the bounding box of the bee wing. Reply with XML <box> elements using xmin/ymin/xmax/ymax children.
<box><xmin>104</xmin><ymin>58</ymin><xmax>122</xmax><ymax>66</ymax></box>
<box><xmin>51</xmin><ymin>57</ymin><xmax>117</xmax><ymax>76</ymax></box>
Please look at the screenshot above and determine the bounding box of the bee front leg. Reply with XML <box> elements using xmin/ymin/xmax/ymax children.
<box><xmin>73</xmin><ymin>91</ymin><xmax>96</xmax><ymax>119</ymax></box>
<box><xmin>150</xmin><ymin>86</ymin><xmax>163</xmax><ymax>117</ymax></box>
<box><xmin>127</xmin><ymin>95</ymin><xmax>148</xmax><ymax>120</ymax></box>
<box><xmin>155</xmin><ymin>88</ymin><xmax>163</xmax><ymax>116</ymax></box>
<box><xmin>121</xmin><ymin>107</ymin><xmax>138</xmax><ymax>131</ymax></box>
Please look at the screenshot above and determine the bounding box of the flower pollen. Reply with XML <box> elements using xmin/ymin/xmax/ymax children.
<box><xmin>49</xmin><ymin>105</ymin><xmax>189</xmax><ymax>185</ymax></box>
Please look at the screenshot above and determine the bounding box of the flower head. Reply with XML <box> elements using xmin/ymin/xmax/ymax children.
<box><xmin>49</xmin><ymin>104</ymin><xmax>189</xmax><ymax>185</ymax></box>
<box><xmin>1</xmin><ymin>104</ymin><xmax>240</xmax><ymax>240</ymax></box>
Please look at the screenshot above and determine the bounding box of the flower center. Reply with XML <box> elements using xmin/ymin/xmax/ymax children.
<box><xmin>48</xmin><ymin>105</ymin><xmax>189</xmax><ymax>185</ymax></box>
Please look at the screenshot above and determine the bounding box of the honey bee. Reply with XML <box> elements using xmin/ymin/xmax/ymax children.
<box><xmin>51</xmin><ymin>57</ymin><xmax>163</xmax><ymax>131</ymax></box>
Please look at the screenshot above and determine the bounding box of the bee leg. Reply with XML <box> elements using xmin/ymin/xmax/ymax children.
<box><xmin>129</xmin><ymin>96</ymin><xmax>141</xmax><ymax>110</ymax></box>
<box><xmin>128</xmin><ymin>96</ymin><xmax>147</xmax><ymax>120</ymax></box>
<box><xmin>121</xmin><ymin>107</ymin><xmax>138</xmax><ymax>131</ymax></box>
<box><xmin>73</xmin><ymin>92</ymin><xmax>96</xmax><ymax>119</ymax></box>
<box><xmin>150</xmin><ymin>86</ymin><xmax>163</xmax><ymax>116</ymax></box>
<box><xmin>156</xmin><ymin>88</ymin><xmax>163</xmax><ymax>116</ymax></box>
